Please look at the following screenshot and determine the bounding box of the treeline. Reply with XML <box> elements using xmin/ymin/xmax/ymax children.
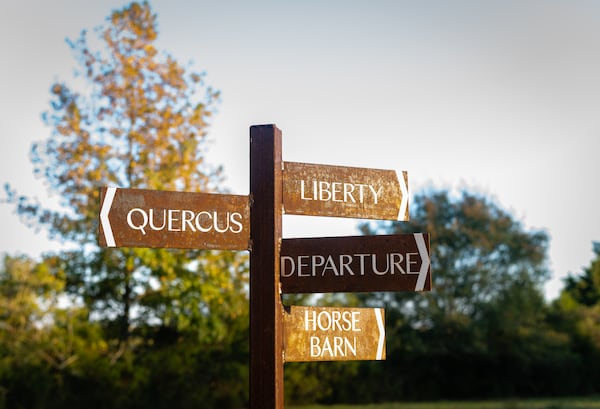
<box><xmin>2</xmin><ymin>190</ymin><xmax>599</xmax><ymax>408</ymax></box>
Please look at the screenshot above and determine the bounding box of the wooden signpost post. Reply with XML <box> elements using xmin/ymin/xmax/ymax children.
<box><xmin>249</xmin><ymin>125</ymin><xmax>285</xmax><ymax>408</ymax></box>
<box><xmin>98</xmin><ymin>124</ymin><xmax>431</xmax><ymax>409</ymax></box>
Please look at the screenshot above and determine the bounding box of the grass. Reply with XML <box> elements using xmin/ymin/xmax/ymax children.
<box><xmin>288</xmin><ymin>397</ymin><xmax>600</xmax><ymax>409</ymax></box>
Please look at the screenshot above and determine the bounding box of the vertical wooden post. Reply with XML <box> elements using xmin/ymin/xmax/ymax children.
<box><xmin>249</xmin><ymin>125</ymin><xmax>284</xmax><ymax>409</ymax></box>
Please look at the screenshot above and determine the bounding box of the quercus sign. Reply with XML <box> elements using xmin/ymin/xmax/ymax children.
<box><xmin>98</xmin><ymin>124</ymin><xmax>430</xmax><ymax>409</ymax></box>
<box><xmin>99</xmin><ymin>187</ymin><xmax>250</xmax><ymax>250</ymax></box>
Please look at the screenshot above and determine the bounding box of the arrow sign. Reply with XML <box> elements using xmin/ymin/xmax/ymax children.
<box><xmin>98</xmin><ymin>187</ymin><xmax>250</xmax><ymax>250</ymax></box>
<box><xmin>280</xmin><ymin>233</ymin><xmax>430</xmax><ymax>294</ymax></box>
<box><xmin>283</xmin><ymin>306</ymin><xmax>385</xmax><ymax>362</ymax></box>
<box><xmin>283</xmin><ymin>162</ymin><xmax>408</xmax><ymax>221</ymax></box>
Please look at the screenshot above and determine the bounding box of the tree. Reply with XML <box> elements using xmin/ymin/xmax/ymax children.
<box><xmin>561</xmin><ymin>242</ymin><xmax>600</xmax><ymax>307</ymax></box>
<box><xmin>4</xmin><ymin>0</ymin><xmax>247</xmax><ymax>361</ymax></box>
<box><xmin>361</xmin><ymin>190</ymin><xmax>549</xmax><ymax>326</ymax></box>
<box><xmin>552</xmin><ymin>242</ymin><xmax>600</xmax><ymax>393</ymax></box>
<box><xmin>0</xmin><ymin>254</ymin><xmax>109</xmax><ymax>408</ymax></box>
<box><xmin>4</xmin><ymin>3</ymin><xmax>250</xmax><ymax>407</ymax></box>
<box><xmin>0</xmin><ymin>254</ymin><xmax>67</xmax><ymax>369</ymax></box>
<box><xmin>353</xmin><ymin>189</ymin><xmax>555</xmax><ymax>400</ymax></box>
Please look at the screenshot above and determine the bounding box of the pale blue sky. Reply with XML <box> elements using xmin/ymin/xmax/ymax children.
<box><xmin>1</xmin><ymin>0</ymin><xmax>599</xmax><ymax>299</ymax></box>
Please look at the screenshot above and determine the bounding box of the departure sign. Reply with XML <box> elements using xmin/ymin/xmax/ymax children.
<box><xmin>280</xmin><ymin>233</ymin><xmax>430</xmax><ymax>294</ymax></box>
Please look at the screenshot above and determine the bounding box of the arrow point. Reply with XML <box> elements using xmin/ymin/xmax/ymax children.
<box><xmin>100</xmin><ymin>187</ymin><xmax>117</xmax><ymax>247</ymax></box>
<box><xmin>414</xmin><ymin>233</ymin><xmax>430</xmax><ymax>291</ymax></box>
<box><xmin>398</xmin><ymin>171</ymin><xmax>409</xmax><ymax>221</ymax></box>
<box><xmin>375</xmin><ymin>308</ymin><xmax>385</xmax><ymax>360</ymax></box>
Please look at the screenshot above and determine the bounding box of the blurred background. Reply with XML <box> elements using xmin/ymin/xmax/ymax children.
<box><xmin>1</xmin><ymin>1</ymin><xmax>599</xmax><ymax>407</ymax></box>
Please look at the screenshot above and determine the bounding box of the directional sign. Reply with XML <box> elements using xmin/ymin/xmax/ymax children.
<box><xmin>99</xmin><ymin>187</ymin><xmax>250</xmax><ymax>250</ymax></box>
<box><xmin>282</xmin><ymin>161</ymin><xmax>408</xmax><ymax>221</ymax></box>
<box><xmin>283</xmin><ymin>306</ymin><xmax>385</xmax><ymax>362</ymax></box>
<box><xmin>280</xmin><ymin>233</ymin><xmax>430</xmax><ymax>294</ymax></box>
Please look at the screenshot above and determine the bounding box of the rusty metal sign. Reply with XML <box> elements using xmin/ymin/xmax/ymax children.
<box><xmin>282</xmin><ymin>161</ymin><xmax>408</xmax><ymax>221</ymax></box>
<box><xmin>283</xmin><ymin>306</ymin><xmax>385</xmax><ymax>362</ymax></box>
<box><xmin>280</xmin><ymin>233</ymin><xmax>430</xmax><ymax>294</ymax></box>
<box><xmin>98</xmin><ymin>187</ymin><xmax>250</xmax><ymax>250</ymax></box>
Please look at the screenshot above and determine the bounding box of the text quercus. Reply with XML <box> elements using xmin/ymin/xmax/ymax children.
<box><xmin>126</xmin><ymin>208</ymin><xmax>244</xmax><ymax>235</ymax></box>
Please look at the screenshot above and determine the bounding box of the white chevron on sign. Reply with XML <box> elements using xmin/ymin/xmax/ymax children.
<box><xmin>375</xmin><ymin>308</ymin><xmax>385</xmax><ymax>360</ymax></box>
<box><xmin>398</xmin><ymin>173</ymin><xmax>409</xmax><ymax>221</ymax></box>
<box><xmin>100</xmin><ymin>187</ymin><xmax>117</xmax><ymax>247</ymax></box>
<box><xmin>414</xmin><ymin>233</ymin><xmax>430</xmax><ymax>291</ymax></box>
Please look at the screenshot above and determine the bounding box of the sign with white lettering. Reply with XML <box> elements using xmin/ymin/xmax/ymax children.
<box><xmin>282</xmin><ymin>162</ymin><xmax>408</xmax><ymax>221</ymax></box>
<box><xmin>98</xmin><ymin>187</ymin><xmax>250</xmax><ymax>250</ymax></box>
<box><xmin>283</xmin><ymin>306</ymin><xmax>385</xmax><ymax>362</ymax></box>
<box><xmin>280</xmin><ymin>233</ymin><xmax>430</xmax><ymax>294</ymax></box>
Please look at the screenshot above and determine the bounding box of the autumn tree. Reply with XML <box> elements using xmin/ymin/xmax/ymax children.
<box><xmin>4</xmin><ymin>1</ymin><xmax>247</xmax><ymax>358</ymax></box>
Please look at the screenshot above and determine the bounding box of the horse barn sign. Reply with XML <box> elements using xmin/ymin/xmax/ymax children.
<box><xmin>283</xmin><ymin>306</ymin><xmax>386</xmax><ymax>362</ymax></box>
<box><xmin>97</xmin><ymin>124</ymin><xmax>431</xmax><ymax>409</ymax></box>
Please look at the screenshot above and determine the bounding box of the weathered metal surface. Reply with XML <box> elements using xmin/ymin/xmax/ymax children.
<box><xmin>282</xmin><ymin>161</ymin><xmax>409</xmax><ymax>221</ymax></box>
<box><xmin>280</xmin><ymin>233</ymin><xmax>431</xmax><ymax>294</ymax></box>
<box><xmin>98</xmin><ymin>187</ymin><xmax>250</xmax><ymax>250</ymax></box>
<box><xmin>283</xmin><ymin>306</ymin><xmax>385</xmax><ymax>362</ymax></box>
<box><xmin>249</xmin><ymin>125</ymin><xmax>285</xmax><ymax>409</ymax></box>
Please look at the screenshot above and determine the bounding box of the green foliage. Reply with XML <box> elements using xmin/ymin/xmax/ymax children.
<box><xmin>552</xmin><ymin>242</ymin><xmax>600</xmax><ymax>393</ymax></box>
<box><xmin>562</xmin><ymin>242</ymin><xmax>600</xmax><ymax>307</ymax></box>
<box><xmin>0</xmin><ymin>254</ymin><xmax>108</xmax><ymax>408</ymax></box>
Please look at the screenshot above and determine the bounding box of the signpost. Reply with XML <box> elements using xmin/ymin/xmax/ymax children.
<box><xmin>97</xmin><ymin>124</ymin><xmax>430</xmax><ymax>409</ymax></box>
<box><xmin>99</xmin><ymin>187</ymin><xmax>250</xmax><ymax>250</ymax></box>
<box><xmin>281</xmin><ymin>233</ymin><xmax>430</xmax><ymax>294</ymax></box>
<box><xmin>283</xmin><ymin>161</ymin><xmax>409</xmax><ymax>221</ymax></box>
<box><xmin>283</xmin><ymin>306</ymin><xmax>385</xmax><ymax>362</ymax></box>
<box><xmin>249</xmin><ymin>125</ymin><xmax>284</xmax><ymax>408</ymax></box>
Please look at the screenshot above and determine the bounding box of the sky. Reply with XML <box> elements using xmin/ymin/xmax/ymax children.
<box><xmin>1</xmin><ymin>0</ymin><xmax>599</xmax><ymax>300</ymax></box>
